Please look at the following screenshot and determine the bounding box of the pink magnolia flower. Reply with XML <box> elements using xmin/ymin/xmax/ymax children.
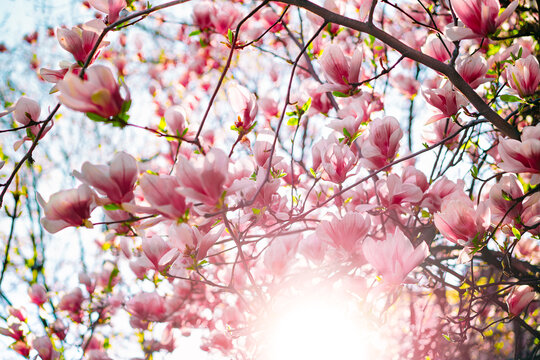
<box><xmin>126</xmin><ymin>292</ymin><xmax>169</xmax><ymax>322</ymax></box>
<box><xmin>319</xmin><ymin>44</ymin><xmax>363</xmax><ymax>92</ymax></box>
<box><xmin>139</xmin><ymin>173</ymin><xmax>188</xmax><ymax>221</ymax></box>
<box><xmin>176</xmin><ymin>148</ymin><xmax>229</xmax><ymax>207</ymax></box>
<box><xmin>40</xmin><ymin>67</ymin><xmax>69</xmax><ymax>84</ymax></box>
<box><xmin>73</xmin><ymin>151</ymin><xmax>137</xmax><ymax>204</ymax></box>
<box><xmin>8</xmin><ymin>307</ymin><xmax>26</xmax><ymax>322</ymax></box>
<box><xmin>434</xmin><ymin>196</ymin><xmax>491</xmax><ymax>245</ymax></box>
<box><xmin>402</xmin><ymin>166</ymin><xmax>429</xmax><ymax>192</ymax></box>
<box><xmin>421</xmin><ymin>34</ymin><xmax>454</xmax><ymax>63</ymax></box>
<box><xmin>0</xmin><ymin>323</ymin><xmax>24</xmax><ymax>341</ymax></box>
<box><xmin>445</xmin><ymin>0</ymin><xmax>518</xmax><ymax>40</ymax></box>
<box><xmin>160</xmin><ymin>224</ymin><xmax>224</xmax><ymax>274</ymax></box>
<box><xmin>505</xmin><ymin>55</ymin><xmax>540</xmax><ymax>97</ymax></box>
<box><xmin>192</xmin><ymin>1</ymin><xmax>214</xmax><ymax>29</ymax></box>
<box><xmin>390</xmin><ymin>73</ymin><xmax>420</xmax><ymax>99</ymax></box>
<box><xmin>360</xmin><ymin>116</ymin><xmax>403</xmax><ymax>170</ymax></box>
<box><xmin>304</xmin><ymin>80</ymin><xmax>333</xmax><ymax>115</ymax></box>
<box><xmin>376</xmin><ymin>174</ymin><xmax>424</xmax><ymax>211</ymax></box>
<box><xmin>28</xmin><ymin>284</ymin><xmax>48</xmax><ymax>306</ymax></box>
<box><xmin>498</xmin><ymin>123</ymin><xmax>540</xmax><ymax>181</ymax></box>
<box><xmin>227</xmin><ymin>82</ymin><xmax>258</xmax><ymax>134</ymax></box>
<box><xmin>316</xmin><ymin>212</ymin><xmax>370</xmax><ymax>253</ymax></box>
<box><xmin>263</xmin><ymin>236</ymin><xmax>299</xmax><ymax>276</ymax></box>
<box><xmin>423</xmin><ymin>118</ymin><xmax>461</xmax><ymax>150</ymax></box>
<box><xmin>56</xmin><ymin>21</ymin><xmax>105</xmax><ymax>63</ymax></box>
<box><xmin>57</xmin><ymin>65</ymin><xmax>128</xmax><ymax>119</ymax></box>
<box><xmin>210</xmin><ymin>2</ymin><xmax>242</xmax><ymax>35</ymax></box>
<box><xmin>423</xmin><ymin>81</ymin><xmax>468</xmax><ymax>124</ymax></box>
<box><xmin>253</xmin><ymin>129</ymin><xmax>281</xmax><ymax>168</ymax></box>
<box><xmin>11</xmin><ymin>341</ymin><xmax>31</xmax><ymax>358</ymax></box>
<box><xmin>89</xmin><ymin>0</ymin><xmax>127</xmax><ymax>24</ymax></box>
<box><xmin>422</xmin><ymin>177</ymin><xmax>466</xmax><ymax>212</ymax></box>
<box><xmin>456</xmin><ymin>55</ymin><xmax>491</xmax><ymax>89</ymax></box>
<box><xmin>164</xmin><ymin>105</ymin><xmax>186</xmax><ymax>137</ymax></box>
<box><xmin>141</xmin><ymin>235</ymin><xmax>171</xmax><ymax>272</ymax></box>
<box><xmin>12</xmin><ymin>96</ymin><xmax>40</xmax><ymax>126</ymax></box>
<box><xmin>321</xmin><ymin>142</ymin><xmax>357</xmax><ymax>183</ymax></box>
<box><xmin>298</xmin><ymin>234</ymin><xmax>327</xmax><ymax>265</ymax></box>
<box><xmin>506</xmin><ymin>285</ymin><xmax>535</xmax><ymax>316</ymax></box>
<box><xmin>488</xmin><ymin>174</ymin><xmax>524</xmax><ymax>225</ymax></box>
<box><xmin>362</xmin><ymin>228</ymin><xmax>429</xmax><ymax>285</ymax></box>
<box><xmin>1</xmin><ymin>96</ymin><xmax>53</xmax><ymax>150</ymax></box>
<box><xmin>38</xmin><ymin>185</ymin><xmax>96</xmax><ymax>233</ymax></box>
<box><xmin>58</xmin><ymin>288</ymin><xmax>84</xmax><ymax>322</ymax></box>
<box><xmin>32</xmin><ymin>336</ymin><xmax>59</xmax><ymax>360</ymax></box>
<box><xmin>521</xmin><ymin>193</ymin><xmax>540</xmax><ymax>235</ymax></box>
<box><xmin>327</xmin><ymin>113</ymin><xmax>365</xmax><ymax>140</ymax></box>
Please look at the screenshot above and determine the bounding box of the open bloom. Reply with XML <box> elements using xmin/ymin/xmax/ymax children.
<box><xmin>140</xmin><ymin>173</ymin><xmax>188</xmax><ymax>221</ymax></box>
<box><xmin>521</xmin><ymin>193</ymin><xmax>540</xmax><ymax>235</ymax></box>
<box><xmin>57</xmin><ymin>65</ymin><xmax>128</xmax><ymax>119</ymax></box>
<box><xmin>73</xmin><ymin>151</ymin><xmax>137</xmax><ymax>204</ymax></box>
<box><xmin>1</xmin><ymin>96</ymin><xmax>52</xmax><ymax>150</ymax></box>
<box><xmin>498</xmin><ymin>123</ymin><xmax>540</xmax><ymax>183</ymax></box>
<box><xmin>376</xmin><ymin>174</ymin><xmax>423</xmax><ymax>211</ymax></box>
<box><xmin>362</xmin><ymin>228</ymin><xmax>429</xmax><ymax>285</ymax></box>
<box><xmin>38</xmin><ymin>185</ymin><xmax>96</xmax><ymax>233</ymax></box>
<box><xmin>423</xmin><ymin>81</ymin><xmax>468</xmax><ymax>124</ymax></box>
<box><xmin>445</xmin><ymin>0</ymin><xmax>518</xmax><ymax>40</ymax></box>
<box><xmin>505</xmin><ymin>55</ymin><xmax>540</xmax><ymax>97</ymax></box>
<box><xmin>56</xmin><ymin>21</ymin><xmax>106</xmax><ymax>63</ymax></box>
<box><xmin>319</xmin><ymin>44</ymin><xmax>363</xmax><ymax>92</ymax></box>
<box><xmin>263</xmin><ymin>236</ymin><xmax>299</xmax><ymax>276</ymax></box>
<box><xmin>456</xmin><ymin>55</ymin><xmax>491</xmax><ymax>89</ymax></box>
<box><xmin>159</xmin><ymin>224</ymin><xmax>224</xmax><ymax>275</ymax></box>
<box><xmin>488</xmin><ymin>174</ymin><xmax>524</xmax><ymax>225</ymax></box>
<box><xmin>421</xmin><ymin>34</ymin><xmax>454</xmax><ymax>63</ymax></box>
<box><xmin>321</xmin><ymin>142</ymin><xmax>357</xmax><ymax>183</ymax></box>
<box><xmin>316</xmin><ymin>212</ymin><xmax>370</xmax><ymax>253</ymax></box>
<box><xmin>360</xmin><ymin>116</ymin><xmax>403</xmax><ymax>170</ymax></box>
<box><xmin>89</xmin><ymin>0</ymin><xmax>127</xmax><ymax>24</ymax></box>
<box><xmin>126</xmin><ymin>292</ymin><xmax>169</xmax><ymax>322</ymax></box>
<box><xmin>506</xmin><ymin>285</ymin><xmax>535</xmax><ymax>316</ymax></box>
<box><xmin>176</xmin><ymin>148</ymin><xmax>229</xmax><ymax>207</ymax></box>
<box><xmin>434</xmin><ymin>196</ymin><xmax>490</xmax><ymax>245</ymax></box>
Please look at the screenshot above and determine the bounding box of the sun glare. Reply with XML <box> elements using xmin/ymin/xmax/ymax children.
<box><xmin>262</xmin><ymin>289</ymin><xmax>384</xmax><ymax>360</ymax></box>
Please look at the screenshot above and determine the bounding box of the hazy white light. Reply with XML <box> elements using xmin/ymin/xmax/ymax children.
<box><xmin>262</xmin><ymin>291</ymin><xmax>382</xmax><ymax>360</ymax></box>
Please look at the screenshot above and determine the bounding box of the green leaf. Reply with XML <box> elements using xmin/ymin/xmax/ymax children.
<box><xmin>443</xmin><ymin>334</ymin><xmax>451</xmax><ymax>342</ymax></box>
<box><xmin>343</xmin><ymin>127</ymin><xmax>351</xmax><ymax>138</ymax></box>
<box><xmin>501</xmin><ymin>190</ymin><xmax>512</xmax><ymax>201</ymax></box>
<box><xmin>332</xmin><ymin>91</ymin><xmax>348</xmax><ymax>97</ymax></box>
<box><xmin>287</xmin><ymin>117</ymin><xmax>298</xmax><ymax>126</ymax></box>
<box><xmin>103</xmin><ymin>203</ymin><xmax>121</xmax><ymax>211</ymax></box>
<box><xmin>158</xmin><ymin>117</ymin><xmax>167</xmax><ymax>132</ymax></box>
<box><xmin>227</xmin><ymin>29</ymin><xmax>234</xmax><ymax>44</ymax></box>
<box><xmin>309</xmin><ymin>167</ymin><xmax>317</xmax><ymax>178</ymax></box>
<box><xmin>301</xmin><ymin>97</ymin><xmax>312</xmax><ymax>113</ymax></box>
<box><xmin>470</xmin><ymin>165</ymin><xmax>478</xmax><ymax>178</ymax></box>
<box><xmin>86</xmin><ymin>112</ymin><xmax>108</xmax><ymax>122</ymax></box>
<box><xmin>500</xmin><ymin>94</ymin><xmax>521</xmax><ymax>102</ymax></box>
<box><xmin>252</xmin><ymin>208</ymin><xmax>261</xmax><ymax>215</ymax></box>
<box><xmin>189</xmin><ymin>29</ymin><xmax>202</xmax><ymax>37</ymax></box>
<box><xmin>511</xmin><ymin>227</ymin><xmax>521</xmax><ymax>240</ymax></box>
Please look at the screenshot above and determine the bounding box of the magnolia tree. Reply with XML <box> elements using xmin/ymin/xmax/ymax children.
<box><xmin>0</xmin><ymin>0</ymin><xmax>539</xmax><ymax>358</ymax></box>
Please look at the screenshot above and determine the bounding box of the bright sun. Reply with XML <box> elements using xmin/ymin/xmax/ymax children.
<box><xmin>261</xmin><ymin>288</ymin><xmax>385</xmax><ymax>360</ymax></box>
